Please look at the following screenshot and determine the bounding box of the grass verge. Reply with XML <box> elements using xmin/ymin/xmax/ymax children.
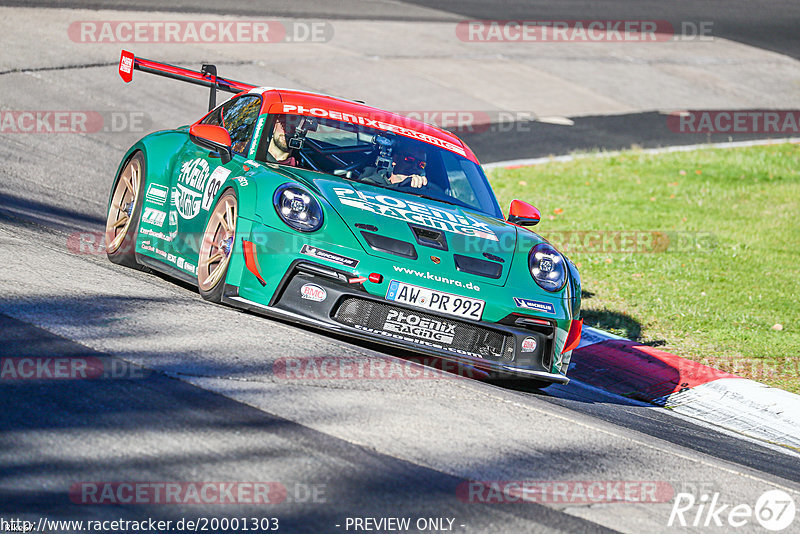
<box><xmin>488</xmin><ymin>143</ymin><xmax>800</xmax><ymax>393</ymax></box>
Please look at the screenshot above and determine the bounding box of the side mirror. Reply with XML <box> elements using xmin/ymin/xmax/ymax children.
<box><xmin>189</xmin><ymin>124</ymin><xmax>233</xmax><ymax>164</ymax></box>
<box><xmin>508</xmin><ymin>199</ymin><xmax>540</xmax><ymax>226</ymax></box>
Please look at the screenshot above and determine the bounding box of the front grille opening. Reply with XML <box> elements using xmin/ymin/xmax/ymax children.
<box><xmin>361</xmin><ymin>231</ymin><xmax>418</xmax><ymax>259</ymax></box>
<box><xmin>453</xmin><ymin>254</ymin><xmax>503</xmax><ymax>279</ymax></box>
<box><xmin>334</xmin><ymin>297</ymin><xmax>514</xmax><ymax>361</ymax></box>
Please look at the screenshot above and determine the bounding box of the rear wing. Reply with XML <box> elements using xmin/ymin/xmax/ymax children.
<box><xmin>118</xmin><ymin>50</ymin><xmax>257</xmax><ymax>111</ymax></box>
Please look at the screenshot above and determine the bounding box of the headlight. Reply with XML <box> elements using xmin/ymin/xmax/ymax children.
<box><xmin>273</xmin><ymin>184</ymin><xmax>323</xmax><ymax>232</ymax></box>
<box><xmin>529</xmin><ymin>243</ymin><xmax>567</xmax><ymax>292</ymax></box>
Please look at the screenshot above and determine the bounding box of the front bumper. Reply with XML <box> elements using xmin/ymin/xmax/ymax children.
<box><xmin>224</xmin><ymin>260</ymin><xmax>569</xmax><ymax>384</ymax></box>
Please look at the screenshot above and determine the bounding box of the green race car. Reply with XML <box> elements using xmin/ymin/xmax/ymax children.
<box><xmin>106</xmin><ymin>52</ymin><xmax>582</xmax><ymax>385</ymax></box>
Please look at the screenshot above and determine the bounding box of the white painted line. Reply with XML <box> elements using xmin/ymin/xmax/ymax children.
<box><xmin>658</xmin><ymin>378</ymin><xmax>800</xmax><ymax>451</ymax></box>
<box><xmin>482</xmin><ymin>137</ymin><xmax>800</xmax><ymax>170</ymax></box>
<box><xmin>576</xmin><ymin>325</ymin><xmax>800</xmax><ymax>452</ymax></box>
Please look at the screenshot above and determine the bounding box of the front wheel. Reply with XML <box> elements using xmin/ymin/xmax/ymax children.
<box><xmin>105</xmin><ymin>152</ymin><xmax>144</xmax><ymax>269</ymax></box>
<box><xmin>198</xmin><ymin>189</ymin><xmax>237</xmax><ymax>303</ymax></box>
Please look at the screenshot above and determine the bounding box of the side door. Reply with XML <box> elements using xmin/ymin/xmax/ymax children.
<box><xmin>166</xmin><ymin>94</ymin><xmax>263</xmax><ymax>275</ymax></box>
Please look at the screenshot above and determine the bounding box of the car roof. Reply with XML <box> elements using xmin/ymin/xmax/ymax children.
<box><xmin>247</xmin><ymin>87</ymin><xmax>478</xmax><ymax>163</ymax></box>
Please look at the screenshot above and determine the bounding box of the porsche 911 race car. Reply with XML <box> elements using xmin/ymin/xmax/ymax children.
<box><xmin>106</xmin><ymin>50</ymin><xmax>582</xmax><ymax>385</ymax></box>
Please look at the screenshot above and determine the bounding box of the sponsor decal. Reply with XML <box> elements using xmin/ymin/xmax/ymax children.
<box><xmin>281</xmin><ymin>104</ymin><xmax>467</xmax><ymax>157</ymax></box>
<box><xmin>300</xmin><ymin>283</ymin><xmax>327</xmax><ymax>302</ymax></box>
<box><xmin>351</xmin><ymin>324</ymin><xmax>488</xmax><ymax>360</ymax></box>
<box><xmin>175</xmin><ymin>257</ymin><xmax>196</xmax><ymax>275</ymax></box>
<box><xmin>141</xmin><ymin>207</ymin><xmax>166</xmax><ymax>227</ymax></box>
<box><xmin>334</xmin><ymin>187</ymin><xmax>498</xmax><ymax>242</ymax></box>
<box><xmin>156</xmin><ymin>253</ymin><xmax>197</xmax><ymax>275</ymax></box>
<box><xmin>393</xmin><ymin>265</ymin><xmax>481</xmax><ymax>292</ymax></box>
<box><xmin>139</xmin><ymin>227</ymin><xmax>174</xmax><ymax>242</ymax></box>
<box><xmin>300</xmin><ymin>244</ymin><xmax>359</xmax><ymax>268</ymax></box>
<box><xmin>140</xmin><ymin>240</ymin><xmax>155</xmax><ymax>252</ymax></box>
<box><xmin>383</xmin><ymin>309</ymin><xmax>456</xmax><ymax>344</ymax></box>
<box><xmin>248</xmin><ymin>117</ymin><xmax>266</xmax><ymax>158</ymax></box>
<box><xmin>236</xmin><ymin>176</ymin><xmax>249</xmax><ymax>187</ymax></box>
<box><xmin>521</xmin><ymin>337</ymin><xmax>538</xmax><ymax>353</ymax></box>
<box><xmin>175</xmin><ymin>158</ymin><xmax>210</xmax><ymax>219</ymax></box>
<box><xmin>119</xmin><ymin>50</ymin><xmax>134</xmax><ymax>81</ymax></box>
<box><xmin>202</xmin><ymin>166</ymin><xmax>231</xmax><ymax>211</ymax></box>
<box><xmin>145</xmin><ymin>183</ymin><xmax>168</xmax><ymax>205</ymax></box>
<box><xmin>514</xmin><ymin>297</ymin><xmax>556</xmax><ymax>314</ymax></box>
<box><xmin>168</xmin><ymin>211</ymin><xmax>178</xmax><ymax>240</ymax></box>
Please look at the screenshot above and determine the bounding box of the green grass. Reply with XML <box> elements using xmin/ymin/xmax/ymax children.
<box><xmin>488</xmin><ymin>143</ymin><xmax>800</xmax><ymax>392</ymax></box>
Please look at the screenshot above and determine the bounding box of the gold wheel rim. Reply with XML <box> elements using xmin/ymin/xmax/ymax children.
<box><xmin>198</xmin><ymin>194</ymin><xmax>237</xmax><ymax>291</ymax></box>
<box><xmin>105</xmin><ymin>157</ymin><xmax>141</xmax><ymax>254</ymax></box>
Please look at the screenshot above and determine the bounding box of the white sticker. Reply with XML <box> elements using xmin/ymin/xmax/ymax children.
<box><xmin>202</xmin><ymin>166</ymin><xmax>231</xmax><ymax>211</ymax></box>
<box><xmin>521</xmin><ymin>337</ymin><xmax>538</xmax><ymax>353</ymax></box>
<box><xmin>142</xmin><ymin>207</ymin><xmax>166</xmax><ymax>227</ymax></box>
<box><xmin>300</xmin><ymin>283</ymin><xmax>327</xmax><ymax>302</ymax></box>
<box><xmin>145</xmin><ymin>183</ymin><xmax>168</xmax><ymax>205</ymax></box>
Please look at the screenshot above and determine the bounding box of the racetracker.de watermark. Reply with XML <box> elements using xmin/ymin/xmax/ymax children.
<box><xmin>0</xmin><ymin>356</ymin><xmax>148</xmax><ymax>380</ymax></box>
<box><xmin>68</xmin><ymin>482</ymin><xmax>325</xmax><ymax>505</ymax></box>
<box><xmin>0</xmin><ymin>111</ymin><xmax>150</xmax><ymax>134</ymax></box>
<box><xmin>698</xmin><ymin>356</ymin><xmax>800</xmax><ymax>383</ymax></box>
<box><xmin>543</xmin><ymin>231</ymin><xmax>717</xmax><ymax>255</ymax></box>
<box><xmin>68</xmin><ymin>230</ymin><xmax>717</xmax><ymax>258</ymax></box>
<box><xmin>456</xmin><ymin>20</ymin><xmax>713</xmax><ymax>42</ymax></box>
<box><xmin>68</xmin><ymin>20</ymin><xmax>333</xmax><ymax>43</ymax></box>
<box><xmin>667</xmin><ymin>110</ymin><xmax>800</xmax><ymax>134</ymax></box>
<box><xmin>273</xmin><ymin>356</ymin><xmax>487</xmax><ymax>380</ymax></box>
<box><xmin>393</xmin><ymin>110</ymin><xmax>540</xmax><ymax>134</ymax></box>
<box><xmin>457</xmin><ymin>480</ymin><xmax>675</xmax><ymax>504</ymax></box>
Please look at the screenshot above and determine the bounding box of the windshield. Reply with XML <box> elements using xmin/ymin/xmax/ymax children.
<box><xmin>262</xmin><ymin>113</ymin><xmax>503</xmax><ymax>218</ymax></box>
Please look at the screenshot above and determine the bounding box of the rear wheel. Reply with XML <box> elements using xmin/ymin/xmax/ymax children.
<box><xmin>105</xmin><ymin>152</ymin><xmax>144</xmax><ymax>269</ymax></box>
<box><xmin>198</xmin><ymin>189</ymin><xmax>237</xmax><ymax>303</ymax></box>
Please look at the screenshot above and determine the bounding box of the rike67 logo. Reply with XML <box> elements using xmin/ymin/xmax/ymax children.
<box><xmin>669</xmin><ymin>489</ymin><xmax>796</xmax><ymax>531</ymax></box>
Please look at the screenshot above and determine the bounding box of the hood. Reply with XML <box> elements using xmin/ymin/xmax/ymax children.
<box><xmin>314</xmin><ymin>177</ymin><xmax>521</xmax><ymax>287</ymax></box>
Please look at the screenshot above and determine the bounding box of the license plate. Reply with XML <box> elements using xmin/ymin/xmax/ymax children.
<box><xmin>385</xmin><ymin>280</ymin><xmax>485</xmax><ymax>321</ymax></box>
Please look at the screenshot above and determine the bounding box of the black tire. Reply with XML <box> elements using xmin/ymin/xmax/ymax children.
<box><xmin>105</xmin><ymin>152</ymin><xmax>145</xmax><ymax>269</ymax></box>
<box><xmin>197</xmin><ymin>188</ymin><xmax>237</xmax><ymax>303</ymax></box>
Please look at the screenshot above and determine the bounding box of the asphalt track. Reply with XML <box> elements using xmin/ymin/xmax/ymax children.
<box><xmin>7</xmin><ymin>0</ymin><xmax>798</xmax><ymax>162</ymax></box>
<box><xmin>1</xmin><ymin>2</ymin><xmax>799</xmax><ymax>533</ymax></box>
<box><xmin>12</xmin><ymin>0</ymin><xmax>799</xmax><ymax>59</ymax></box>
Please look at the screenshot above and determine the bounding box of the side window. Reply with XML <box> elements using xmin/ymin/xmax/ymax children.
<box><xmin>221</xmin><ymin>96</ymin><xmax>262</xmax><ymax>155</ymax></box>
<box><xmin>201</xmin><ymin>106</ymin><xmax>223</xmax><ymax>127</ymax></box>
